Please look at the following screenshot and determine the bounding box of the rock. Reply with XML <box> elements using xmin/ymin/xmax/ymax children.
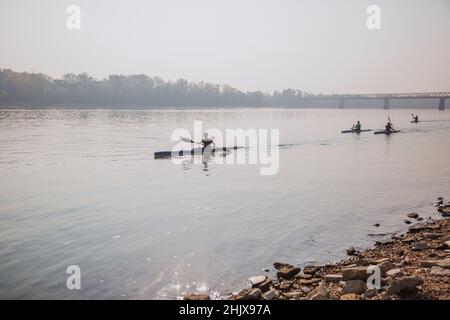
<box><xmin>310</xmin><ymin>284</ymin><xmax>330</xmax><ymax>300</ymax></box>
<box><xmin>298</xmin><ymin>278</ymin><xmax>321</xmax><ymax>285</ymax></box>
<box><xmin>430</xmin><ymin>267</ymin><xmax>450</xmax><ymax>276</ymax></box>
<box><xmin>407</xmin><ymin>213</ymin><xmax>419</xmax><ymax>219</ymax></box>
<box><xmin>444</xmin><ymin>241</ymin><xmax>450</xmax><ymax>249</ymax></box>
<box><xmin>387</xmin><ymin>277</ymin><xmax>423</xmax><ymax>295</ymax></box>
<box><xmin>346</xmin><ymin>247</ymin><xmax>358</xmax><ymax>256</ymax></box>
<box><xmin>378</xmin><ymin>261</ymin><xmax>395</xmax><ymax>275</ymax></box>
<box><xmin>184</xmin><ymin>293</ymin><xmax>210</xmax><ymax>300</ymax></box>
<box><xmin>386</xmin><ymin>268</ymin><xmax>404</xmax><ymax>278</ymax></box>
<box><xmin>303</xmin><ymin>265</ymin><xmax>319</xmax><ymax>275</ymax></box>
<box><xmin>300</xmin><ymin>286</ymin><xmax>312</xmax><ymax>294</ymax></box>
<box><xmin>342</xmin><ymin>267</ymin><xmax>370</xmax><ymax>281</ymax></box>
<box><xmin>423</xmin><ymin>232</ymin><xmax>442</xmax><ymax>239</ymax></box>
<box><xmin>411</xmin><ymin>242</ymin><xmax>428</xmax><ymax>251</ymax></box>
<box><xmin>298</xmin><ymin>273</ymin><xmax>313</xmax><ymax>279</ymax></box>
<box><xmin>261</xmin><ymin>289</ymin><xmax>279</xmax><ymax>300</ymax></box>
<box><xmin>279</xmin><ymin>282</ymin><xmax>292</xmax><ymax>290</ymax></box>
<box><xmin>324</xmin><ymin>274</ymin><xmax>343</xmax><ymax>283</ymax></box>
<box><xmin>340</xmin><ymin>293</ymin><xmax>360</xmax><ymax>300</ymax></box>
<box><xmin>245</xmin><ymin>288</ymin><xmax>262</xmax><ymax>300</ymax></box>
<box><xmin>379</xmin><ymin>292</ymin><xmax>393</xmax><ymax>300</ymax></box>
<box><xmin>273</xmin><ymin>262</ymin><xmax>300</xmax><ymax>279</ymax></box>
<box><xmin>283</xmin><ymin>291</ymin><xmax>303</xmax><ymax>299</ymax></box>
<box><xmin>416</xmin><ymin>217</ymin><xmax>424</xmax><ymax>221</ymax></box>
<box><xmin>370</xmin><ymin>258</ymin><xmax>390</xmax><ymax>264</ymax></box>
<box><xmin>341</xmin><ymin>280</ymin><xmax>367</xmax><ymax>295</ymax></box>
<box><xmin>258</xmin><ymin>279</ymin><xmax>272</xmax><ymax>292</ymax></box>
<box><xmin>277</xmin><ymin>266</ymin><xmax>301</xmax><ymax>279</ymax></box>
<box><xmin>420</xmin><ymin>260</ymin><xmax>439</xmax><ymax>268</ymax></box>
<box><xmin>436</xmin><ymin>258</ymin><xmax>450</xmax><ymax>269</ymax></box>
<box><xmin>404</xmin><ymin>219</ymin><xmax>412</xmax><ymax>225</ymax></box>
<box><xmin>363</xmin><ymin>288</ymin><xmax>378</xmax><ymax>299</ymax></box>
<box><xmin>408</xmin><ymin>226</ymin><xmax>424</xmax><ymax>233</ymax></box>
<box><xmin>248</xmin><ymin>275</ymin><xmax>267</xmax><ymax>288</ymax></box>
<box><xmin>402</xmin><ymin>236</ymin><xmax>416</xmax><ymax>244</ymax></box>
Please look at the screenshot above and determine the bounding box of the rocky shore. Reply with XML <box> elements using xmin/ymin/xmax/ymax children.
<box><xmin>184</xmin><ymin>197</ymin><xmax>450</xmax><ymax>301</ymax></box>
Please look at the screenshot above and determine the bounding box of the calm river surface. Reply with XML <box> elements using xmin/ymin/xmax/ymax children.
<box><xmin>1</xmin><ymin>108</ymin><xmax>449</xmax><ymax>299</ymax></box>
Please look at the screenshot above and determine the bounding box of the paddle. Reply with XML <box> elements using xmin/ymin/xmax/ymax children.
<box><xmin>180</xmin><ymin>137</ymin><xmax>201</xmax><ymax>144</ymax></box>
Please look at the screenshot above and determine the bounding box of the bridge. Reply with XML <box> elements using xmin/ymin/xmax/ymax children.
<box><xmin>304</xmin><ymin>92</ymin><xmax>450</xmax><ymax>110</ymax></box>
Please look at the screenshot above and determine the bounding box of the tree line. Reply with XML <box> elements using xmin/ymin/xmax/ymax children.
<box><xmin>0</xmin><ymin>68</ymin><xmax>316</xmax><ymax>108</ymax></box>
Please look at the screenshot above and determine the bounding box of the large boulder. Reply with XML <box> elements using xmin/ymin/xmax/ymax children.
<box><xmin>341</xmin><ymin>280</ymin><xmax>367</xmax><ymax>295</ymax></box>
<box><xmin>342</xmin><ymin>267</ymin><xmax>370</xmax><ymax>281</ymax></box>
<box><xmin>387</xmin><ymin>277</ymin><xmax>423</xmax><ymax>294</ymax></box>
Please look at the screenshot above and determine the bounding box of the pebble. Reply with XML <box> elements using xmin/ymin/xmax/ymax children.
<box><xmin>407</xmin><ymin>213</ymin><xmax>419</xmax><ymax>219</ymax></box>
<box><xmin>273</xmin><ymin>262</ymin><xmax>301</xmax><ymax>279</ymax></box>
<box><xmin>363</xmin><ymin>288</ymin><xmax>378</xmax><ymax>299</ymax></box>
<box><xmin>262</xmin><ymin>289</ymin><xmax>279</xmax><ymax>300</ymax></box>
<box><xmin>386</xmin><ymin>268</ymin><xmax>404</xmax><ymax>278</ymax></box>
<box><xmin>346</xmin><ymin>247</ymin><xmax>358</xmax><ymax>256</ymax></box>
<box><xmin>324</xmin><ymin>274</ymin><xmax>343</xmax><ymax>283</ymax></box>
<box><xmin>184</xmin><ymin>293</ymin><xmax>210</xmax><ymax>300</ymax></box>
<box><xmin>340</xmin><ymin>293</ymin><xmax>360</xmax><ymax>300</ymax></box>
<box><xmin>248</xmin><ymin>275</ymin><xmax>267</xmax><ymax>288</ymax></box>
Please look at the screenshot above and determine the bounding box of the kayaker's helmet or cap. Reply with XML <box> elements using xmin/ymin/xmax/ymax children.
<box><xmin>357</xmin><ymin>121</ymin><xmax>360</xmax><ymax>124</ymax></box>
<box><xmin>204</xmin><ymin>132</ymin><xmax>214</xmax><ymax>141</ymax></box>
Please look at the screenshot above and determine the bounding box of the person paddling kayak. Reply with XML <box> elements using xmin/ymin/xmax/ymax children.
<box><xmin>385</xmin><ymin>120</ymin><xmax>395</xmax><ymax>132</ymax></box>
<box><xmin>180</xmin><ymin>133</ymin><xmax>215</xmax><ymax>152</ymax></box>
<box><xmin>352</xmin><ymin>121</ymin><xmax>361</xmax><ymax>131</ymax></box>
<box><xmin>200</xmin><ymin>132</ymin><xmax>214</xmax><ymax>151</ymax></box>
<box><xmin>411</xmin><ymin>114</ymin><xmax>419</xmax><ymax>123</ymax></box>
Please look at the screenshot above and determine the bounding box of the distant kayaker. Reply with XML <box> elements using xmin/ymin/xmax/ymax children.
<box><xmin>201</xmin><ymin>132</ymin><xmax>215</xmax><ymax>150</ymax></box>
<box><xmin>386</xmin><ymin>121</ymin><xmax>394</xmax><ymax>132</ymax></box>
<box><xmin>352</xmin><ymin>121</ymin><xmax>361</xmax><ymax>131</ymax></box>
<box><xmin>411</xmin><ymin>114</ymin><xmax>419</xmax><ymax>123</ymax></box>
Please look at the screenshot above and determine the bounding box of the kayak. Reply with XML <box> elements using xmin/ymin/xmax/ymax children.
<box><xmin>154</xmin><ymin>146</ymin><xmax>241</xmax><ymax>159</ymax></box>
<box><xmin>374</xmin><ymin>130</ymin><xmax>401</xmax><ymax>135</ymax></box>
<box><xmin>410</xmin><ymin>121</ymin><xmax>420</xmax><ymax>123</ymax></box>
<box><xmin>341</xmin><ymin>129</ymin><xmax>372</xmax><ymax>133</ymax></box>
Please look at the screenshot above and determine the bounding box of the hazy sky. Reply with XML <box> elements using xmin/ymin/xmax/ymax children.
<box><xmin>1</xmin><ymin>0</ymin><xmax>449</xmax><ymax>93</ymax></box>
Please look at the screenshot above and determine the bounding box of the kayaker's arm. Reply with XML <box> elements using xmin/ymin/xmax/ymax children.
<box><xmin>180</xmin><ymin>137</ymin><xmax>202</xmax><ymax>144</ymax></box>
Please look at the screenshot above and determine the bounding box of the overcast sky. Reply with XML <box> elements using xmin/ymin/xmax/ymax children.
<box><xmin>1</xmin><ymin>0</ymin><xmax>449</xmax><ymax>93</ymax></box>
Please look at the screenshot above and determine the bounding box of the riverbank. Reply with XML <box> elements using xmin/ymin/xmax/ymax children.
<box><xmin>184</xmin><ymin>198</ymin><xmax>450</xmax><ymax>300</ymax></box>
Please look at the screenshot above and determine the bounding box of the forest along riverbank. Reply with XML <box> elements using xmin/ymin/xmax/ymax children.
<box><xmin>183</xmin><ymin>197</ymin><xmax>450</xmax><ymax>300</ymax></box>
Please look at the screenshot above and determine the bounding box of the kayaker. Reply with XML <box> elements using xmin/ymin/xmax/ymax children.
<box><xmin>385</xmin><ymin>121</ymin><xmax>394</xmax><ymax>132</ymax></box>
<box><xmin>352</xmin><ymin>121</ymin><xmax>361</xmax><ymax>131</ymax></box>
<box><xmin>201</xmin><ymin>132</ymin><xmax>215</xmax><ymax>151</ymax></box>
<box><xmin>411</xmin><ymin>114</ymin><xmax>419</xmax><ymax>123</ymax></box>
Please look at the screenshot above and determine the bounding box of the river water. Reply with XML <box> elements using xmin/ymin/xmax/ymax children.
<box><xmin>0</xmin><ymin>108</ymin><xmax>449</xmax><ymax>299</ymax></box>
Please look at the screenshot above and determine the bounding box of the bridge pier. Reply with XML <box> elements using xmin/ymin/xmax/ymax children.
<box><xmin>383</xmin><ymin>98</ymin><xmax>390</xmax><ymax>109</ymax></box>
<box><xmin>438</xmin><ymin>98</ymin><xmax>445</xmax><ymax>111</ymax></box>
<box><xmin>339</xmin><ymin>98</ymin><xmax>345</xmax><ymax>109</ymax></box>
